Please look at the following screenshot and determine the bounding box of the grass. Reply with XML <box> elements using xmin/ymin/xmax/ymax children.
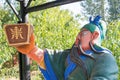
<box><xmin>0</xmin><ymin>64</ymin><xmax>44</xmax><ymax>80</ymax></box>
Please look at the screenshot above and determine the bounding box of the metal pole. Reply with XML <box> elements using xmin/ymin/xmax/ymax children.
<box><xmin>26</xmin><ymin>0</ymin><xmax>83</xmax><ymax>13</ymax></box>
<box><xmin>18</xmin><ymin>0</ymin><xmax>31</xmax><ymax>80</ymax></box>
<box><xmin>6</xmin><ymin>0</ymin><xmax>22</xmax><ymax>22</ymax></box>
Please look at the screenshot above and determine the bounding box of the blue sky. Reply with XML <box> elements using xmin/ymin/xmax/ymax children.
<box><xmin>61</xmin><ymin>2</ymin><xmax>88</xmax><ymax>27</ymax></box>
<box><xmin>61</xmin><ymin>2</ymin><xmax>82</xmax><ymax>15</ymax></box>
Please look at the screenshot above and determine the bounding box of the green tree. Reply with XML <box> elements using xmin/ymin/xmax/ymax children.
<box><xmin>102</xmin><ymin>21</ymin><xmax>120</xmax><ymax>79</ymax></box>
<box><xmin>80</xmin><ymin>0</ymin><xmax>120</xmax><ymax>21</ymax></box>
<box><xmin>107</xmin><ymin>0</ymin><xmax>120</xmax><ymax>21</ymax></box>
<box><xmin>0</xmin><ymin>8</ymin><xmax>17</xmax><ymax>68</ymax></box>
<box><xmin>29</xmin><ymin>7</ymin><xmax>79</xmax><ymax>50</ymax></box>
<box><xmin>80</xmin><ymin>0</ymin><xmax>106</xmax><ymax>20</ymax></box>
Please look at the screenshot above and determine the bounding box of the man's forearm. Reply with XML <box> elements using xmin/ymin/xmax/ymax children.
<box><xmin>27</xmin><ymin>46</ymin><xmax>46</xmax><ymax>70</ymax></box>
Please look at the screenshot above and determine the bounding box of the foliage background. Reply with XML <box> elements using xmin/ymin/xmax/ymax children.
<box><xmin>102</xmin><ymin>21</ymin><xmax>120</xmax><ymax>79</ymax></box>
<box><xmin>0</xmin><ymin>0</ymin><xmax>120</xmax><ymax>80</ymax></box>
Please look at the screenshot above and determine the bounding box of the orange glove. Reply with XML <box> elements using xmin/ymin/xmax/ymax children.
<box><xmin>16</xmin><ymin>33</ymin><xmax>35</xmax><ymax>54</ymax></box>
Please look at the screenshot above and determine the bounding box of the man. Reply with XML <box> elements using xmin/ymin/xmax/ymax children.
<box><xmin>16</xmin><ymin>15</ymin><xmax>118</xmax><ymax>80</ymax></box>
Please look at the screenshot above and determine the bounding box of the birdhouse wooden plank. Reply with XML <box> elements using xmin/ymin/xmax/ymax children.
<box><xmin>4</xmin><ymin>23</ymin><xmax>31</xmax><ymax>46</ymax></box>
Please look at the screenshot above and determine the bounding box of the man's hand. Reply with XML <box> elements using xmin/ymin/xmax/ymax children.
<box><xmin>14</xmin><ymin>29</ymin><xmax>45</xmax><ymax>69</ymax></box>
<box><xmin>16</xmin><ymin>33</ymin><xmax>35</xmax><ymax>54</ymax></box>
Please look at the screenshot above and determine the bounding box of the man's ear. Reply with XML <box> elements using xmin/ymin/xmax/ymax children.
<box><xmin>75</xmin><ymin>32</ymin><xmax>80</xmax><ymax>46</ymax></box>
<box><xmin>92</xmin><ymin>31</ymin><xmax>99</xmax><ymax>40</ymax></box>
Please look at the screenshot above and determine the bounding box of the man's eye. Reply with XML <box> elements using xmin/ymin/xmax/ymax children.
<box><xmin>83</xmin><ymin>32</ymin><xmax>88</xmax><ymax>35</ymax></box>
<box><xmin>82</xmin><ymin>31</ymin><xmax>88</xmax><ymax>36</ymax></box>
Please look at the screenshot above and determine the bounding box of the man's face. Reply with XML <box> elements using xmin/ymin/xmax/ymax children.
<box><xmin>75</xmin><ymin>28</ymin><xmax>93</xmax><ymax>49</ymax></box>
